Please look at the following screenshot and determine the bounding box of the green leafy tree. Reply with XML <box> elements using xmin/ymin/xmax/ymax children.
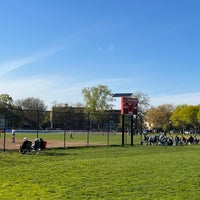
<box><xmin>82</xmin><ymin>85</ymin><xmax>114</xmax><ymax>113</ymax></box>
<box><xmin>0</xmin><ymin>94</ymin><xmax>15</xmax><ymax>129</ymax></box>
<box><xmin>170</xmin><ymin>105</ymin><xmax>200</xmax><ymax>134</ymax></box>
<box><xmin>0</xmin><ymin>94</ymin><xmax>13</xmax><ymax>108</ymax></box>
<box><xmin>181</xmin><ymin>105</ymin><xmax>199</xmax><ymax>133</ymax></box>
<box><xmin>197</xmin><ymin>105</ymin><xmax>200</xmax><ymax>124</ymax></box>
<box><xmin>82</xmin><ymin>85</ymin><xmax>115</xmax><ymax>130</ymax></box>
<box><xmin>170</xmin><ymin>105</ymin><xmax>187</xmax><ymax>132</ymax></box>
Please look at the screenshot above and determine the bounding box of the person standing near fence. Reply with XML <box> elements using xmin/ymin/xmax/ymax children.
<box><xmin>11</xmin><ymin>128</ymin><xmax>16</xmax><ymax>143</ymax></box>
<box><xmin>70</xmin><ymin>130</ymin><xmax>73</xmax><ymax>139</ymax></box>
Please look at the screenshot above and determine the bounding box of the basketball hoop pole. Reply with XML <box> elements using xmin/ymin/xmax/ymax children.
<box><xmin>112</xmin><ymin>93</ymin><xmax>138</xmax><ymax>147</ymax></box>
<box><xmin>131</xmin><ymin>115</ymin><xmax>133</xmax><ymax>146</ymax></box>
<box><xmin>122</xmin><ymin>114</ymin><xmax>125</xmax><ymax>146</ymax></box>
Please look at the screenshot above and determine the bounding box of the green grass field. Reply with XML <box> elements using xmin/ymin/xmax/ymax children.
<box><xmin>2</xmin><ymin>131</ymin><xmax>139</xmax><ymax>148</ymax></box>
<box><xmin>0</xmin><ymin>143</ymin><xmax>199</xmax><ymax>199</ymax></box>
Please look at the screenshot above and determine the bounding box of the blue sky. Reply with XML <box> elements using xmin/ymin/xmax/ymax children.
<box><xmin>1</xmin><ymin>0</ymin><xmax>200</xmax><ymax>109</ymax></box>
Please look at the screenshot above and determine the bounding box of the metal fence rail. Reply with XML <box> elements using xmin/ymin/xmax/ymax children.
<box><xmin>0</xmin><ymin>108</ymin><xmax>138</xmax><ymax>150</ymax></box>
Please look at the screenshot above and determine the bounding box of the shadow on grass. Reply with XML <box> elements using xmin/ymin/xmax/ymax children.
<box><xmin>35</xmin><ymin>145</ymin><xmax>121</xmax><ymax>156</ymax></box>
<box><xmin>0</xmin><ymin>148</ymin><xmax>76</xmax><ymax>157</ymax></box>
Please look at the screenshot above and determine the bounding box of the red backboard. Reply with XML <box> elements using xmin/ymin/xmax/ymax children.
<box><xmin>121</xmin><ymin>97</ymin><xmax>138</xmax><ymax>115</ymax></box>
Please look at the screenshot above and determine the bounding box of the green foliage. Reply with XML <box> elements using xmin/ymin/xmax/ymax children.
<box><xmin>0</xmin><ymin>145</ymin><xmax>199</xmax><ymax>199</ymax></box>
<box><xmin>82</xmin><ymin>84</ymin><xmax>114</xmax><ymax>114</ymax></box>
<box><xmin>170</xmin><ymin>105</ymin><xmax>187</xmax><ymax>128</ymax></box>
<box><xmin>170</xmin><ymin>105</ymin><xmax>200</xmax><ymax>131</ymax></box>
<box><xmin>82</xmin><ymin>85</ymin><xmax>115</xmax><ymax>128</ymax></box>
<box><xmin>197</xmin><ymin>105</ymin><xmax>200</xmax><ymax>123</ymax></box>
<box><xmin>181</xmin><ymin>105</ymin><xmax>199</xmax><ymax>127</ymax></box>
<box><xmin>0</xmin><ymin>94</ymin><xmax>13</xmax><ymax>108</ymax></box>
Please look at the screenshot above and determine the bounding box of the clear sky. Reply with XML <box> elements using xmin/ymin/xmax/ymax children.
<box><xmin>1</xmin><ymin>0</ymin><xmax>200</xmax><ymax>109</ymax></box>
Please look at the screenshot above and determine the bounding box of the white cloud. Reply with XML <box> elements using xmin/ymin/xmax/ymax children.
<box><xmin>0</xmin><ymin>75</ymin><xmax>128</xmax><ymax>109</ymax></box>
<box><xmin>0</xmin><ymin>75</ymin><xmax>82</xmax><ymax>108</ymax></box>
<box><xmin>0</xmin><ymin>45</ymin><xmax>66</xmax><ymax>77</ymax></box>
<box><xmin>0</xmin><ymin>76</ymin><xmax>57</xmax><ymax>102</ymax></box>
<box><xmin>150</xmin><ymin>92</ymin><xmax>200</xmax><ymax>106</ymax></box>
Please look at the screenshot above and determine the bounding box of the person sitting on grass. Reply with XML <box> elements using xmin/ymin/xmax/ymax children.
<box><xmin>175</xmin><ymin>135</ymin><xmax>180</xmax><ymax>145</ymax></box>
<box><xmin>19</xmin><ymin>137</ymin><xmax>32</xmax><ymax>154</ymax></box>
<box><xmin>167</xmin><ymin>137</ymin><xmax>173</xmax><ymax>146</ymax></box>
<box><xmin>32</xmin><ymin>138</ymin><xmax>41</xmax><ymax>151</ymax></box>
<box><xmin>39</xmin><ymin>138</ymin><xmax>47</xmax><ymax>150</ymax></box>
<box><xmin>194</xmin><ymin>136</ymin><xmax>199</xmax><ymax>144</ymax></box>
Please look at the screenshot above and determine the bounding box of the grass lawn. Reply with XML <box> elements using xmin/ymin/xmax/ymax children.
<box><xmin>0</xmin><ymin>144</ymin><xmax>199</xmax><ymax>199</ymax></box>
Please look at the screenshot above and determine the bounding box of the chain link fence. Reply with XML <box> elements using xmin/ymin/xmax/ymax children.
<box><xmin>0</xmin><ymin>108</ymin><xmax>139</xmax><ymax>151</ymax></box>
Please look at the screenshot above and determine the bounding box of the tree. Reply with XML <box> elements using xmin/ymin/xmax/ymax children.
<box><xmin>82</xmin><ymin>85</ymin><xmax>115</xmax><ymax>130</ymax></box>
<box><xmin>82</xmin><ymin>85</ymin><xmax>114</xmax><ymax>113</ymax></box>
<box><xmin>170</xmin><ymin>105</ymin><xmax>187</xmax><ymax>131</ymax></box>
<box><xmin>145</xmin><ymin>104</ymin><xmax>174</xmax><ymax>132</ymax></box>
<box><xmin>170</xmin><ymin>105</ymin><xmax>200</xmax><ymax>133</ymax></box>
<box><xmin>15</xmin><ymin>97</ymin><xmax>47</xmax><ymax>111</ymax></box>
<box><xmin>131</xmin><ymin>91</ymin><xmax>150</xmax><ymax>114</ymax></box>
<box><xmin>131</xmin><ymin>92</ymin><xmax>150</xmax><ymax>132</ymax></box>
<box><xmin>117</xmin><ymin>92</ymin><xmax>150</xmax><ymax>133</ymax></box>
<box><xmin>0</xmin><ymin>94</ymin><xmax>13</xmax><ymax>108</ymax></box>
<box><xmin>14</xmin><ymin>97</ymin><xmax>47</xmax><ymax>129</ymax></box>
<box><xmin>197</xmin><ymin>105</ymin><xmax>200</xmax><ymax>124</ymax></box>
<box><xmin>180</xmin><ymin>105</ymin><xmax>199</xmax><ymax>133</ymax></box>
<box><xmin>0</xmin><ymin>94</ymin><xmax>14</xmax><ymax>129</ymax></box>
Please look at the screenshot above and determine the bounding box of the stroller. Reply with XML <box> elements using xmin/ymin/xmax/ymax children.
<box><xmin>19</xmin><ymin>138</ymin><xmax>32</xmax><ymax>154</ymax></box>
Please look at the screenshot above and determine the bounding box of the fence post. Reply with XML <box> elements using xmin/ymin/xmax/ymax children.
<box><xmin>3</xmin><ymin>111</ymin><xmax>7</xmax><ymax>151</ymax></box>
<box><xmin>64</xmin><ymin>110</ymin><xmax>67</xmax><ymax>148</ymax></box>
<box><xmin>36</xmin><ymin>110</ymin><xmax>39</xmax><ymax>138</ymax></box>
<box><xmin>107</xmin><ymin>115</ymin><xmax>110</xmax><ymax>146</ymax></box>
<box><xmin>87</xmin><ymin>113</ymin><xmax>90</xmax><ymax>146</ymax></box>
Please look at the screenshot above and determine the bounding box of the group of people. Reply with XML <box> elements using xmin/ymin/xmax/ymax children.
<box><xmin>141</xmin><ymin>133</ymin><xmax>200</xmax><ymax>146</ymax></box>
<box><xmin>19</xmin><ymin>137</ymin><xmax>46</xmax><ymax>154</ymax></box>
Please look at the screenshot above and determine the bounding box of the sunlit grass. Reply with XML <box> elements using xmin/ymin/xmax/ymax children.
<box><xmin>6</xmin><ymin>131</ymin><xmax>140</xmax><ymax>146</ymax></box>
<box><xmin>0</xmin><ymin>144</ymin><xmax>199</xmax><ymax>199</ymax></box>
